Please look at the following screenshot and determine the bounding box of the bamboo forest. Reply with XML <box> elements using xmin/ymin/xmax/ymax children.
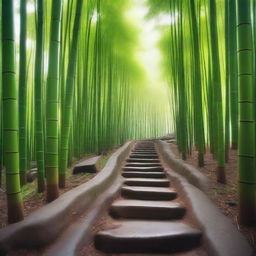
<box><xmin>0</xmin><ymin>0</ymin><xmax>255</xmax><ymax>255</ymax></box>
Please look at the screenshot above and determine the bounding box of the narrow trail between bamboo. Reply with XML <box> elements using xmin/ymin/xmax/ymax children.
<box><xmin>4</xmin><ymin>140</ymin><xmax>252</xmax><ymax>256</ymax></box>
<box><xmin>85</xmin><ymin>140</ymin><xmax>206</xmax><ymax>255</ymax></box>
<box><xmin>43</xmin><ymin>140</ymin><xmax>206</xmax><ymax>256</ymax></box>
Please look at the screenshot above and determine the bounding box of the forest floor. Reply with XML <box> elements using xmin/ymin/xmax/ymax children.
<box><xmin>1</xmin><ymin>141</ymin><xmax>256</xmax><ymax>253</ymax></box>
<box><xmin>0</xmin><ymin>148</ymin><xmax>116</xmax><ymax>228</ymax></box>
<box><xmin>170</xmin><ymin>142</ymin><xmax>256</xmax><ymax>249</ymax></box>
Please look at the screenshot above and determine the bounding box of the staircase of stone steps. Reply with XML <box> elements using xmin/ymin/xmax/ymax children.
<box><xmin>94</xmin><ymin>141</ymin><xmax>202</xmax><ymax>254</ymax></box>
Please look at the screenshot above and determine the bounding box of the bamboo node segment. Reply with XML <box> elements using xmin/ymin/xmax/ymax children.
<box><xmin>238</xmin><ymin>154</ymin><xmax>254</xmax><ymax>158</ymax></box>
<box><xmin>7</xmin><ymin>191</ymin><xmax>22</xmax><ymax>195</ymax></box>
<box><xmin>237</xmin><ymin>22</ymin><xmax>251</xmax><ymax>27</ymax></box>
<box><xmin>2</xmin><ymin>38</ymin><xmax>15</xmax><ymax>42</ymax></box>
<box><xmin>2</xmin><ymin>71</ymin><xmax>16</xmax><ymax>74</ymax></box>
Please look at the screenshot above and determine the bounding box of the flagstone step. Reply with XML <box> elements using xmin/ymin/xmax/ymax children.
<box><xmin>133</xmin><ymin>147</ymin><xmax>155</xmax><ymax>151</ymax></box>
<box><xmin>72</xmin><ymin>156</ymin><xmax>101</xmax><ymax>174</ymax></box>
<box><xmin>110</xmin><ymin>199</ymin><xmax>186</xmax><ymax>219</ymax></box>
<box><xmin>121</xmin><ymin>186</ymin><xmax>177</xmax><ymax>200</ymax></box>
<box><xmin>132</xmin><ymin>152</ymin><xmax>157</xmax><ymax>155</ymax></box>
<box><xmin>125</xmin><ymin>162</ymin><xmax>161</xmax><ymax>167</ymax></box>
<box><xmin>123</xmin><ymin>166</ymin><xmax>164</xmax><ymax>172</ymax></box>
<box><xmin>124</xmin><ymin>178</ymin><xmax>170</xmax><ymax>187</ymax></box>
<box><xmin>132</xmin><ymin>149</ymin><xmax>157</xmax><ymax>153</ymax></box>
<box><xmin>126</xmin><ymin>158</ymin><xmax>160</xmax><ymax>163</ymax></box>
<box><xmin>122</xmin><ymin>171</ymin><xmax>166</xmax><ymax>179</ymax></box>
<box><xmin>130</xmin><ymin>154</ymin><xmax>158</xmax><ymax>159</ymax></box>
<box><xmin>94</xmin><ymin>220</ymin><xmax>202</xmax><ymax>254</ymax></box>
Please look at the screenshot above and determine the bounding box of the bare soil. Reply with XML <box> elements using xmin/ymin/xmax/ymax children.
<box><xmin>0</xmin><ymin>149</ymin><xmax>116</xmax><ymax>229</ymax></box>
<box><xmin>169</xmin><ymin>143</ymin><xmax>256</xmax><ymax>249</ymax></box>
<box><xmin>1</xmin><ymin>142</ymin><xmax>256</xmax><ymax>255</ymax></box>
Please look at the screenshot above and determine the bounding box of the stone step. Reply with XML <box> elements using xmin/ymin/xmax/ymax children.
<box><xmin>126</xmin><ymin>158</ymin><xmax>160</xmax><ymax>163</ymax></box>
<box><xmin>135</xmin><ymin>144</ymin><xmax>154</xmax><ymax>146</ymax></box>
<box><xmin>132</xmin><ymin>152</ymin><xmax>157</xmax><ymax>155</ymax></box>
<box><xmin>122</xmin><ymin>171</ymin><xmax>166</xmax><ymax>179</ymax></box>
<box><xmin>130</xmin><ymin>154</ymin><xmax>158</xmax><ymax>159</ymax></box>
<box><xmin>134</xmin><ymin>147</ymin><xmax>155</xmax><ymax>150</ymax></box>
<box><xmin>73</xmin><ymin>156</ymin><xmax>101</xmax><ymax>174</ymax></box>
<box><xmin>133</xmin><ymin>148</ymin><xmax>156</xmax><ymax>150</ymax></box>
<box><xmin>125</xmin><ymin>162</ymin><xmax>161</xmax><ymax>167</ymax></box>
<box><xmin>123</xmin><ymin>166</ymin><xmax>164</xmax><ymax>172</ymax></box>
<box><xmin>124</xmin><ymin>178</ymin><xmax>170</xmax><ymax>187</ymax></box>
<box><xmin>95</xmin><ymin>220</ymin><xmax>202</xmax><ymax>254</ymax></box>
<box><xmin>121</xmin><ymin>186</ymin><xmax>177</xmax><ymax>200</ymax></box>
<box><xmin>132</xmin><ymin>149</ymin><xmax>156</xmax><ymax>153</ymax></box>
<box><xmin>109</xmin><ymin>200</ymin><xmax>186</xmax><ymax>219</ymax></box>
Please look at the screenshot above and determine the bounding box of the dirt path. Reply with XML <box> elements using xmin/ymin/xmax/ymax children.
<box><xmin>81</xmin><ymin>141</ymin><xmax>207</xmax><ymax>255</ymax></box>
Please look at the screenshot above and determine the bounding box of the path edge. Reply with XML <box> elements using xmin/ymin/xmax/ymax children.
<box><xmin>167</xmin><ymin>170</ymin><xmax>254</xmax><ymax>256</ymax></box>
<box><xmin>157</xmin><ymin>140</ymin><xmax>253</xmax><ymax>255</ymax></box>
<box><xmin>156</xmin><ymin>140</ymin><xmax>209</xmax><ymax>192</ymax></box>
<box><xmin>43</xmin><ymin>176</ymin><xmax>124</xmax><ymax>256</ymax></box>
<box><xmin>0</xmin><ymin>141</ymin><xmax>133</xmax><ymax>255</ymax></box>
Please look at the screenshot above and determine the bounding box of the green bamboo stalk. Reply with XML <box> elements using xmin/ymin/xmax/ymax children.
<box><xmin>59</xmin><ymin>0</ymin><xmax>84</xmax><ymax>188</ymax></box>
<box><xmin>209</xmin><ymin>0</ymin><xmax>226</xmax><ymax>184</ymax></box>
<box><xmin>19</xmin><ymin>0</ymin><xmax>28</xmax><ymax>186</ymax></box>
<box><xmin>45</xmin><ymin>0</ymin><xmax>62</xmax><ymax>202</ymax></box>
<box><xmin>189</xmin><ymin>0</ymin><xmax>205</xmax><ymax>167</ymax></box>
<box><xmin>34</xmin><ymin>0</ymin><xmax>45</xmax><ymax>193</ymax></box>
<box><xmin>230</xmin><ymin>0</ymin><xmax>238</xmax><ymax>149</ymax></box>
<box><xmin>0</xmin><ymin>0</ymin><xmax>2</xmax><ymax>187</ymax></box>
<box><xmin>225</xmin><ymin>0</ymin><xmax>230</xmax><ymax>162</ymax></box>
<box><xmin>236</xmin><ymin>0</ymin><xmax>256</xmax><ymax>225</ymax></box>
<box><xmin>2</xmin><ymin>0</ymin><xmax>24</xmax><ymax>223</ymax></box>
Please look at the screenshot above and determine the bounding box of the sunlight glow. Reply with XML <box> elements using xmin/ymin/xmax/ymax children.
<box><xmin>26</xmin><ymin>38</ymin><xmax>33</xmax><ymax>48</ymax></box>
<box><xmin>125</xmin><ymin>0</ymin><xmax>171</xmax><ymax>103</ymax></box>
<box><xmin>157</xmin><ymin>12</ymin><xmax>179</xmax><ymax>26</ymax></box>
<box><xmin>92</xmin><ymin>10</ymin><xmax>98</xmax><ymax>24</ymax></box>
<box><xmin>200</xmin><ymin>9</ymin><xmax>206</xmax><ymax>18</ymax></box>
<box><xmin>14</xmin><ymin>0</ymin><xmax>20</xmax><ymax>42</ymax></box>
<box><xmin>27</xmin><ymin>2</ymin><xmax>35</xmax><ymax>14</ymax></box>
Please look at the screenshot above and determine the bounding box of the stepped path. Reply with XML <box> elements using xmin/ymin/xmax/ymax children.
<box><xmin>1</xmin><ymin>140</ymin><xmax>251</xmax><ymax>255</ymax></box>
<box><xmin>93</xmin><ymin>141</ymin><xmax>203</xmax><ymax>254</ymax></box>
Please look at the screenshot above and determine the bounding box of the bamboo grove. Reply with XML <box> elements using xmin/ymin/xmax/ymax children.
<box><xmin>1</xmin><ymin>0</ymin><xmax>256</xmax><ymax>227</ymax></box>
<box><xmin>0</xmin><ymin>0</ymin><xmax>171</xmax><ymax>223</ymax></box>
<box><xmin>147</xmin><ymin>0</ymin><xmax>256</xmax><ymax>225</ymax></box>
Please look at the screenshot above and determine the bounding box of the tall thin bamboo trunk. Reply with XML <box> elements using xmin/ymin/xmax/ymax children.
<box><xmin>230</xmin><ymin>0</ymin><xmax>238</xmax><ymax>149</ymax></box>
<box><xmin>2</xmin><ymin>0</ymin><xmax>24</xmax><ymax>223</ymax></box>
<box><xmin>45</xmin><ymin>0</ymin><xmax>62</xmax><ymax>202</ymax></box>
<box><xmin>34</xmin><ymin>0</ymin><xmax>45</xmax><ymax>192</ymax></box>
<box><xmin>225</xmin><ymin>0</ymin><xmax>230</xmax><ymax>163</ymax></box>
<box><xmin>209</xmin><ymin>0</ymin><xmax>226</xmax><ymax>184</ymax></box>
<box><xmin>190</xmin><ymin>0</ymin><xmax>205</xmax><ymax>167</ymax></box>
<box><xmin>59</xmin><ymin>0</ymin><xmax>84</xmax><ymax>188</ymax></box>
<box><xmin>0</xmin><ymin>0</ymin><xmax>2</xmax><ymax>187</ymax></box>
<box><xmin>237</xmin><ymin>0</ymin><xmax>256</xmax><ymax>225</ymax></box>
<box><xmin>19</xmin><ymin>0</ymin><xmax>28</xmax><ymax>186</ymax></box>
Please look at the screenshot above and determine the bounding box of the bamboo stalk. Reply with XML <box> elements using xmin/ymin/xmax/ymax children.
<box><xmin>2</xmin><ymin>0</ymin><xmax>24</xmax><ymax>223</ymax></box>
<box><xmin>237</xmin><ymin>0</ymin><xmax>256</xmax><ymax>225</ymax></box>
<box><xmin>34</xmin><ymin>0</ymin><xmax>45</xmax><ymax>193</ymax></box>
<box><xmin>19</xmin><ymin>0</ymin><xmax>28</xmax><ymax>186</ymax></box>
<box><xmin>45</xmin><ymin>0</ymin><xmax>62</xmax><ymax>202</ymax></box>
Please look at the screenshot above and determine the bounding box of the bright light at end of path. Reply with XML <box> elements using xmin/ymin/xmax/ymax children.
<box><xmin>92</xmin><ymin>10</ymin><xmax>98</xmax><ymax>24</ymax></box>
<box><xmin>27</xmin><ymin>2</ymin><xmax>35</xmax><ymax>14</ymax></box>
<box><xmin>157</xmin><ymin>12</ymin><xmax>179</xmax><ymax>26</ymax></box>
<box><xmin>125</xmin><ymin>0</ymin><xmax>172</xmax><ymax>106</ymax></box>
